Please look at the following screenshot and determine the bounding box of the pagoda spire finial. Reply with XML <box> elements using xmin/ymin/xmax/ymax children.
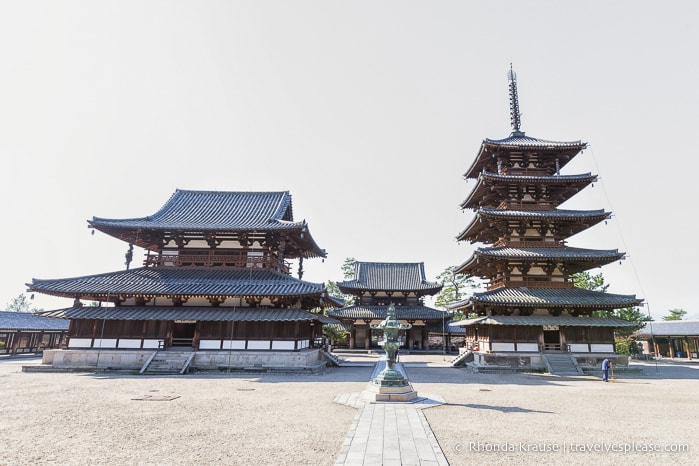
<box><xmin>508</xmin><ymin>64</ymin><xmax>524</xmax><ymax>136</ymax></box>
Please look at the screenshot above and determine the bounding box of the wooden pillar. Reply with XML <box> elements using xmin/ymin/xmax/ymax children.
<box><xmin>349</xmin><ymin>323</ymin><xmax>356</xmax><ymax>349</ymax></box>
<box><xmin>363</xmin><ymin>320</ymin><xmax>371</xmax><ymax>349</ymax></box>
<box><xmin>669</xmin><ymin>337</ymin><xmax>675</xmax><ymax>358</ymax></box>
<box><xmin>684</xmin><ymin>338</ymin><xmax>691</xmax><ymax>359</ymax></box>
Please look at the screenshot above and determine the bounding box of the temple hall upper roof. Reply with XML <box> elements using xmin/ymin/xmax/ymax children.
<box><xmin>337</xmin><ymin>262</ymin><xmax>442</xmax><ymax>295</ymax></box>
<box><xmin>88</xmin><ymin>189</ymin><xmax>326</xmax><ymax>257</ymax></box>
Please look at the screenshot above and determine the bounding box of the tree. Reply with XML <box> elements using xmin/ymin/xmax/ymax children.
<box><xmin>571</xmin><ymin>272</ymin><xmax>651</xmax><ymax>347</ymax></box>
<box><xmin>324</xmin><ymin>257</ymin><xmax>356</xmax><ymax>307</ymax></box>
<box><xmin>433</xmin><ymin>266</ymin><xmax>480</xmax><ymax>320</ymax></box>
<box><xmin>322</xmin><ymin>324</ymin><xmax>348</xmax><ymax>345</ymax></box>
<box><xmin>5</xmin><ymin>294</ymin><xmax>42</xmax><ymax>313</ymax></box>
<box><xmin>663</xmin><ymin>309</ymin><xmax>686</xmax><ymax>321</ymax></box>
<box><xmin>572</xmin><ymin>271</ymin><xmax>608</xmax><ymax>293</ymax></box>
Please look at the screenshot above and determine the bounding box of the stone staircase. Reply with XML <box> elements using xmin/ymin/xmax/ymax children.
<box><xmin>321</xmin><ymin>350</ymin><xmax>343</xmax><ymax>367</ymax></box>
<box><xmin>542</xmin><ymin>352</ymin><xmax>583</xmax><ymax>375</ymax></box>
<box><xmin>140</xmin><ymin>351</ymin><xmax>195</xmax><ymax>375</ymax></box>
<box><xmin>450</xmin><ymin>350</ymin><xmax>474</xmax><ymax>367</ymax></box>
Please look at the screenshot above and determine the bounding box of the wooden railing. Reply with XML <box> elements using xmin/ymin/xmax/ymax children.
<box><xmin>487</xmin><ymin>278</ymin><xmax>574</xmax><ymax>290</ymax></box>
<box><xmin>144</xmin><ymin>252</ymin><xmax>290</xmax><ymax>273</ymax></box>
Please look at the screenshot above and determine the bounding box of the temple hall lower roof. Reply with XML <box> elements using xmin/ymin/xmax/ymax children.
<box><xmin>328</xmin><ymin>305</ymin><xmax>450</xmax><ymax>321</ymax></box>
<box><xmin>37</xmin><ymin>306</ymin><xmax>333</xmax><ymax>322</ymax></box>
<box><xmin>28</xmin><ymin>267</ymin><xmax>327</xmax><ymax>300</ymax></box>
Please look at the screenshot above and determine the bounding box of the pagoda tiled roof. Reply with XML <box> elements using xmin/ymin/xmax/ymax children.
<box><xmin>37</xmin><ymin>306</ymin><xmax>330</xmax><ymax>322</ymax></box>
<box><xmin>0</xmin><ymin>311</ymin><xmax>69</xmax><ymax>330</ymax></box>
<box><xmin>457</xmin><ymin>208</ymin><xmax>609</xmax><ymax>242</ymax></box>
<box><xmin>455</xmin><ymin>246</ymin><xmax>625</xmax><ymax>276</ymax></box>
<box><xmin>328</xmin><ymin>305</ymin><xmax>450</xmax><ymax>321</ymax></box>
<box><xmin>337</xmin><ymin>262</ymin><xmax>442</xmax><ymax>295</ymax></box>
<box><xmin>28</xmin><ymin>267</ymin><xmax>326</xmax><ymax>300</ymax></box>
<box><xmin>461</xmin><ymin>171</ymin><xmax>597</xmax><ymax>209</ymax></box>
<box><xmin>450</xmin><ymin>315</ymin><xmax>638</xmax><ymax>328</ymax></box>
<box><xmin>472</xmin><ymin>246</ymin><xmax>623</xmax><ymax>260</ymax></box>
<box><xmin>478</xmin><ymin>207</ymin><xmax>608</xmax><ymax>220</ymax></box>
<box><xmin>635</xmin><ymin>320</ymin><xmax>699</xmax><ymax>337</ymax></box>
<box><xmin>89</xmin><ymin>190</ymin><xmax>326</xmax><ymax>257</ymax></box>
<box><xmin>483</xmin><ymin>133</ymin><xmax>586</xmax><ymax>149</ymax></box>
<box><xmin>464</xmin><ymin>133</ymin><xmax>587</xmax><ymax>179</ymax></box>
<box><xmin>446</xmin><ymin>287</ymin><xmax>642</xmax><ymax>310</ymax></box>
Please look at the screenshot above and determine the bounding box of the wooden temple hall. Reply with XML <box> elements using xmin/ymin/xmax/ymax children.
<box><xmin>447</xmin><ymin>67</ymin><xmax>642</xmax><ymax>371</ymax></box>
<box><xmin>28</xmin><ymin>190</ymin><xmax>341</xmax><ymax>371</ymax></box>
<box><xmin>327</xmin><ymin>262</ymin><xmax>450</xmax><ymax>350</ymax></box>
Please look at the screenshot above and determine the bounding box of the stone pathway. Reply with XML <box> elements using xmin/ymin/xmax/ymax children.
<box><xmin>334</xmin><ymin>362</ymin><xmax>449</xmax><ymax>466</ymax></box>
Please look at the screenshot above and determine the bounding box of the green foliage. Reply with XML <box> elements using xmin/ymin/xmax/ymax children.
<box><xmin>614</xmin><ymin>337</ymin><xmax>631</xmax><ymax>355</ymax></box>
<box><xmin>325</xmin><ymin>280</ymin><xmax>355</xmax><ymax>307</ymax></box>
<box><xmin>573</xmin><ymin>272</ymin><xmax>650</xmax><ymax>337</ymax></box>
<box><xmin>322</xmin><ymin>324</ymin><xmax>348</xmax><ymax>343</ymax></box>
<box><xmin>5</xmin><ymin>294</ymin><xmax>42</xmax><ymax>313</ymax></box>
<box><xmin>662</xmin><ymin>309</ymin><xmax>686</xmax><ymax>321</ymax></box>
<box><xmin>572</xmin><ymin>272</ymin><xmax>609</xmax><ymax>292</ymax></box>
<box><xmin>433</xmin><ymin>266</ymin><xmax>479</xmax><ymax>310</ymax></box>
<box><xmin>341</xmin><ymin>257</ymin><xmax>356</xmax><ymax>279</ymax></box>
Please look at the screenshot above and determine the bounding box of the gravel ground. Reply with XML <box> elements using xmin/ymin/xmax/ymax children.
<box><xmin>0</xmin><ymin>354</ymin><xmax>696</xmax><ymax>466</ymax></box>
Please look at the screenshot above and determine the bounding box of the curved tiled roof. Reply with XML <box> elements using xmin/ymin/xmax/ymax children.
<box><xmin>463</xmin><ymin>134</ymin><xmax>587</xmax><ymax>179</ymax></box>
<box><xmin>0</xmin><ymin>311</ymin><xmax>69</xmax><ymax>330</ymax></box>
<box><xmin>28</xmin><ymin>267</ymin><xmax>326</xmax><ymax>299</ymax></box>
<box><xmin>477</xmin><ymin>171</ymin><xmax>597</xmax><ymax>184</ymax></box>
<box><xmin>460</xmin><ymin>172</ymin><xmax>598</xmax><ymax>210</ymax></box>
<box><xmin>91</xmin><ymin>190</ymin><xmax>301</xmax><ymax>231</ymax></box>
<box><xmin>479</xmin><ymin>207</ymin><xmax>608</xmax><ymax>220</ymax></box>
<box><xmin>446</xmin><ymin>287</ymin><xmax>642</xmax><ymax>310</ymax></box>
<box><xmin>635</xmin><ymin>320</ymin><xmax>699</xmax><ymax>337</ymax></box>
<box><xmin>88</xmin><ymin>190</ymin><xmax>326</xmax><ymax>257</ymax></box>
<box><xmin>37</xmin><ymin>306</ymin><xmax>328</xmax><ymax>322</ymax></box>
<box><xmin>483</xmin><ymin>134</ymin><xmax>586</xmax><ymax>149</ymax></box>
<box><xmin>337</xmin><ymin>262</ymin><xmax>442</xmax><ymax>295</ymax></box>
<box><xmin>472</xmin><ymin>246</ymin><xmax>623</xmax><ymax>260</ymax></box>
<box><xmin>450</xmin><ymin>315</ymin><xmax>638</xmax><ymax>328</ymax></box>
<box><xmin>455</xmin><ymin>246</ymin><xmax>625</xmax><ymax>277</ymax></box>
<box><xmin>328</xmin><ymin>305</ymin><xmax>450</xmax><ymax>321</ymax></box>
<box><xmin>457</xmin><ymin>208</ymin><xmax>609</xmax><ymax>243</ymax></box>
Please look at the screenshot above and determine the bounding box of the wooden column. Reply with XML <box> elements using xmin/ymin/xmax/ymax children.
<box><xmin>363</xmin><ymin>320</ymin><xmax>371</xmax><ymax>349</ymax></box>
<box><xmin>349</xmin><ymin>324</ymin><xmax>356</xmax><ymax>349</ymax></box>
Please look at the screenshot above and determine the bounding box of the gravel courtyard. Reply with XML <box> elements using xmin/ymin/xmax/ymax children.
<box><xmin>0</xmin><ymin>354</ymin><xmax>695</xmax><ymax>466</ymax></box>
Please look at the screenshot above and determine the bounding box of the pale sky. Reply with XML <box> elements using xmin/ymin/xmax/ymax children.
<box><xmin>1</xmin><ymin>1</ymin><xmax>697</xmax><ymax>320</ymax></box>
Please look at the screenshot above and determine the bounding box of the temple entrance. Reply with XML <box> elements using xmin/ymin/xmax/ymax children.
<box><xmin>355</xmin><ymin>327</ymin><xmax>366</xmax><ymax>348</ymax></box>
<box><xmin>172</xmin><ymin>322</ymin><xmax>196</xmax><ymax>347</ymax></box>
<box><xmin>543</xmin><ymin>329</ymin><xmax>561</xmax><ymax>351</ymax></box>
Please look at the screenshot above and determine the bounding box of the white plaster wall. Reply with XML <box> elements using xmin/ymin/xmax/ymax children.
<box><xmin>516</xmin><ymin>343</ymin><xmax>539</xmax><ymax>352</ymax></box>
<box><xmin>491</xmin><ymin>342</ymin><xmax>515</xmax><ymax>351</ymax></box>
<box><xmin>68</xmin><ymin>338</ymin><xmax>93</xmax><ymax>348</ymax></box>
<box><xmin>199</xmin><ymin>340</ymin><xmax>222</xmax><ymax>350</ymax></box>
<box><xmin>117</xmin><ymin>339</ymin><xmax>142</xmax><ymax>349</ymax></box>
<box><xmin>247</xmin><ymin>340</ymin><xmax>271</xmax><ymax>350</ymax></box>
<box><xmin>569</xmin><ymin>343</ymin><xmax>590</xmax><ymax>352</ymax></box>
<box><xmin>93</xmin><ymin>339</ymin><xmax>118</xmax><ymax>349</ymax></box>
<box><xmin>222</xmin><ymin>340</ymin><xmax>246</xmax><ymax>350</ymax></box>
<box><xmin>590</xmin><ymin>344</ymin><xmax>614</xmax><ymax>353</ymax></box>
<box><xmin>271</xmin><ymin>341</ymin><xmax>295</xmax><ymax>350</ymax></box>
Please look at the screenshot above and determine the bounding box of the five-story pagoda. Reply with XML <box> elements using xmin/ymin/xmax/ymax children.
<box><xmin>449</xmin><ymin>68</ymin><xmax>642</xmax><ymax>372</ymax></box>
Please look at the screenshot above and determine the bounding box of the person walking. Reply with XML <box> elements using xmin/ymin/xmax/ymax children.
<box><xmin>602</xmin><ymin>358</ymin><xmax>611</xmax><ymax>382</ymax></box>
